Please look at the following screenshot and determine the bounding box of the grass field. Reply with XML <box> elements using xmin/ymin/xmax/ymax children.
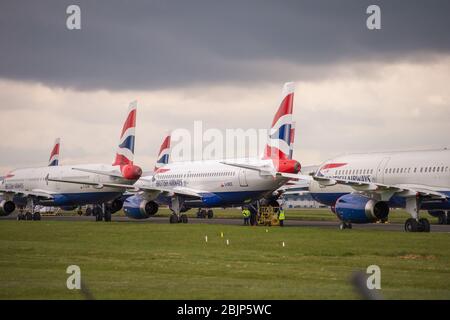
<box><xmin>1</xmin><ymin>215</ymin><xmax>450</xmax><ymax>299</ymax></box>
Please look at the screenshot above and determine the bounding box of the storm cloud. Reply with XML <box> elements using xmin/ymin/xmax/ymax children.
<box><xmin>1</xmin><ymin>0</ymin><xmax>450</xmax><ymax>90</ymax></box>
<box><xmin>0</xmin><ymin>1</ymin><xmax>449</xmax><ymax>173</ymax></box>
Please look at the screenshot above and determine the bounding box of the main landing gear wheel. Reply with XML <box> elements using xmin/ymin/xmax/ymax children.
<box><xmin>207</xmin><ymin>210</ymin><xmax>213</xmax><ymax>219</ymax></box>
<box><xmin>25</xmin><ymin>212</ymin><xmax>33</xmax><ymax>221</ymax></box>
<box><xmin>17</xmin><ymin>213</ymin><xmax>25</xmax><ymax>220</ymax></box>
<box><xmin>169</xmin><ymin>214</ymin><xmax>179</xmax><ymax>224</ymax></box>
<box><xmin>33</xmin><ymin>212</ymin><xmax>41</xmax><ymax>221</ymax></box>
<box><xmin>180</xmin><ymin>214</ymin><xmax>188</xmax><ymax>223</ymax></box>
<box><xmin>405</xmin><ymin>218</ymin><xmax>430</xmax><ymax>232</ymax></box>
<box><xmin>104</xmin><ymin>211</ymin><xmax>112</xmax><ymax>222</ymax></box>
<box><xmin>418</xmin><ymin>218</ymin><xmax>430</xmax><ymax>232</ymax></box>
<box><xmin>339</xmin><ymin>222</ymin><xmax>352</xmax><ymax>230</ymax></box>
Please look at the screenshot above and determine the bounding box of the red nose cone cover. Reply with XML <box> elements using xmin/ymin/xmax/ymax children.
<box><xmin>122</xmin><ymin>164</ymin><xmax>142</xmax><ymax>180</ymax></box>
<box><xmin>277</xmin><ymin>160</ymin><xmax>301</xmax><ymax>174</ymax></box>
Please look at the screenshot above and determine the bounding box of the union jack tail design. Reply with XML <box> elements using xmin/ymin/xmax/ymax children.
<box><xmin>113</xmin><ymin>101</ymin><xmax>137</xmax><ymax>166</ymax></box>
<box><xmin>154</xmin><ymin>133</ymin><xmax>171</xmax><ymax>171</ymax></box>
<box><xmin>263</xmin><ymin>82</ymin><xmax>295</xmax><ymax>160</ymax></box>
<box><xmin>289</xmin><ymin>121</ymin><xmax>296</xmax><ymax>160</ymax></box>
<box><xmin>48</xmin><ymin>138</ymin><xmax>60</xmax><ymax>166</ymax></box>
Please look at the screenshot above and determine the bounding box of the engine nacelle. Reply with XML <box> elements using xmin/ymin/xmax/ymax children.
<box><xmin>121</xmin><ymin>164</ymin><xmax>142</xmax><ymax>180</ymax></box>
<box><xmin>276</xmin><ymin>159</ymin><xmax>301</xmax><ymax>174</ymax></box>
<box><xmin>0</xmin><ymin>200</ymin><xmax>15</xmax><ymax>216</ymax></box>
<box><xmin>108</xmin><ymin>198</ymin><xmax>123</xmax><ymax>213</ymax></box>
<box><xmin>123</xmin><ymin>195</ymin><xmax>158</xmax><ymax>219</ymax></box>
<box><xmin>335</xmin><ymin>194</ymin><xmax>389</xmax><ymax>223</ymax></box>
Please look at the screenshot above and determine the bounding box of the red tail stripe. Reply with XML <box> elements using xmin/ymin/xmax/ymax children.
<box><xmin>158</xmin><ymin>136</ymin><xmax>171</xmax><ymax>154</ymax></box>
<box><xmin>263</xmin><ymin>146</ymin><xmax>288</xmax><ymax>160</ymax></box>
<box><xmin>113</xmin><ymin>154</ymin><xmax>132</xmax><ymax>167</ymax></box>
<box><xmin>120</xmin><ymin>109</ymin><xmax>137</xmax><ymax>136</ymax></box>
<box><xmin>49</xmin><ymin>144</ymin><xmax>60</xmax><ymax>160</ymax></box>
<box><xmin>271</xmin><ymin>93</ymin><xmax>294</xmax><ymax>126</ymax></box>
<box><xmin>321</xmin><ymin>163</ymin><xmax>347</xmax><ymax>170</ymax></box>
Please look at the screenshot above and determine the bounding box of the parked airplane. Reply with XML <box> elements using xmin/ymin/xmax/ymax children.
<box><xmin>0</xmin><ymin>101</ymin><xmax>142</xmax><ymax>221</ymax></box>
<box><xmin>305</xmin><ymin>149</ymin><xmax>450</xmax><ymax>232</ymax></box>
<box><xmin>53</xmin><ymin>83</ymin><xmax>301</xmax><ymax>223</ymax></box>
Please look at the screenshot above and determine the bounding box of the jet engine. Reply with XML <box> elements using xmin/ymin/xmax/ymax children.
<box><xmin>0</xmin><ymin>200</ymin><xmax>15</xmax><ymax>216</ymax></box>
<box><xmin>108</xmin><ymin>198</ymin><xmax>123</xmax><ymax>213</ymax></box>
<box><xmin>335</xmin><ymin>194</ymin><xmax>389</xmax><ymax>223</ymax></box>
<box><xmin>123</xmin><ymin>195</ymin><xmax>158</xmax><ymax>219</ymax></box>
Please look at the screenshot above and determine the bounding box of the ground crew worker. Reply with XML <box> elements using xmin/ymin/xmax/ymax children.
<box><xmin>278</xmin><ymin>207</ymin><xmax>286</xmax><ymax>227</ymax></box>
<box><xmin>242</xmin><ymin>207</ymin><xmax>250</xmax><ymax>225</ymax></box>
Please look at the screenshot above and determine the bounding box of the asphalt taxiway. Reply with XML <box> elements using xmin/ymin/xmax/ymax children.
<box><xmin>2</xmin><ymin>214</ymin><xmax>450</xmax><ymax>232</ymax></box>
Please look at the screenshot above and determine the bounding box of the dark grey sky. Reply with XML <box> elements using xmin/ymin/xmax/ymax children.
<box><xmin>1</xmin><ymin>0</ymin><xmax>450</xmax><ymax>90</ymax></box>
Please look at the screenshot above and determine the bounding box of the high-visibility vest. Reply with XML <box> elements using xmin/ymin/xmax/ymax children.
<box><xmin>278</xmin><ymin>210</ymin><xmax>285</xmax><ymax>220</ymax></box>
<box><xmin>242</xmin><ymin>210</ymin><xmax>250</xmax><ymax>217</ymax></box>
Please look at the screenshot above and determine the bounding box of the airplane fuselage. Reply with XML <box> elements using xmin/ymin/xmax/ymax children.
<box><xmin>309</xmin><ymin>149</ymin><xmax>450</xmax><ymax>211</ymax></box>
<box><xmin>138</xmin><ymin>158</ymin><xmax>288</xmax><ymax>207</ymax></box>
<box><xmin>2</xmin><ymin>164</ymin><xmax>133</xmax><ymax>206</ymax></box>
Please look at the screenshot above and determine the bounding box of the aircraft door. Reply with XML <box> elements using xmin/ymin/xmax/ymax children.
<box><xmin>238</xmin><ymin>169</ymin><xmax>248</xmax><ymax>187</ymax></box>
<box><xmin>375</xmin><ymin>157</ymin><xmax>390</xmax><ymax>184</ymax></box>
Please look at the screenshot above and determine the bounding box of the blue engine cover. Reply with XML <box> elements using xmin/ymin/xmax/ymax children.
<box><xmin>335</xmin><ymin>194</ymin><xmax>389</xmax><ymax>224</ymax></box>
<box><xmin>123</xmin><ymin>195</ymin><xmax>150</xmax><ymax>219</ymax></box>
<box><xmin>200</xmin><ymin>193</ymin><xmax>223</xmax><ymax>207</ymax></box>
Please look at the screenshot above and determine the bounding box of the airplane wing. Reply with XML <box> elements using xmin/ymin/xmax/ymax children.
<box><xmin>220</xmin><ymin>161</ymin><xmax>313</xmax><ymax>181</ymax></box>
<box><xmin>71</xmin><ymin>167</ymin><xmax>124</xmax><ymax>178</ymax></box>
<box><xmin>312</xmin><ymin>175</ymin><xmax>448</xmax><ymax>201</ymax></box>
<box><xmin>0</xmin><ymin>187</ymin><xmax>54</xmax><ymax>199</ymax></box>
<box><xmin>46</xmin><ymin>176</ymin><xmax>139</xmax><ymax>191</ymax></box>
<box><xmin>220</xmin><ymin>161</ymin><xmax>274</xmax><ymax>175</ymax></box>
<box><xmin>46</xmin><ymin>177</ymin><xmax>204</xmax><ymax>199</ymax></box>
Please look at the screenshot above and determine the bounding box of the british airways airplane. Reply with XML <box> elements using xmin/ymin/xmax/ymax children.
<box><xmin>54</xmin><ymin>83</ymin><xmax>301</xmax><ymax>223</ymax></box>
<box><xmin>305</xmin><ymin>149</ymin><xmax>450</xmax><ymax>232</ymax></box>
<box><xmin>0</xmin><ymin>102</ymin><xmax>142</xmax><ymax>221</ymax></box>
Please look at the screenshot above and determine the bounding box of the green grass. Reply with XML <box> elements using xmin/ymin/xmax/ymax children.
<box><xmin>1</xmin><ymin>219</ymin><xmax>450</xmax><ymax>299</ymax></box>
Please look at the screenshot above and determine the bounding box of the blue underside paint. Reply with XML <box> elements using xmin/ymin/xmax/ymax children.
<box><xmin>124</xmin><ymin>190</ymin><xmax>270</xmax><ymax>214</ymax></box>
<box><xmin>13</xmin><ymin>192</ymin><xmax>122</xmax><ymax>207</ymax></box>
<box><xmin>310</xmin><ymin>191</ymin><xmax>450</xmax><ymax>211</ymax></box>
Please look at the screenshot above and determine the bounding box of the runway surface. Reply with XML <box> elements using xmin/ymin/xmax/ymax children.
<box><xmin>2</xmin><ymin>214</ymin><xmax>450</xmax><ymax>232</ymax></box>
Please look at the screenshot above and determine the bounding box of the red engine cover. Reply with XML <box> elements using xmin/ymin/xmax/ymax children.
<box><xmin>121</xmin><ymin>164</ymin><xmax>142</xmax><ymax>180</ymax></box>
<box><xmin>276</xmin><ymin>159</ymin><xmax>301</xmax><ymax>174</ymax></box>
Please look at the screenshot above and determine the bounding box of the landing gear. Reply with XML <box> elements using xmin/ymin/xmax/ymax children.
<box><xmin>93</xmin><ymin>206</ymin><xmax>103</xmax><ymax>221</ymax></box>
<box><xmin>339</xmin><ymin>221</ymin><xmax>352</xmax><ymax>230</ymax></box>
<box><xmin>404</xmin><ymin>218</ymin><xmax>430</xmax><ymax>232</ymax></box>
<box><xmin>169</xmin><ymin>196</ymin><xmax>188</xmax><ymax>224</ymax></box>
<box><xmin>404</xmin><ymin>197</ymin><xmax>430</xmax><ymax>232</ymax></box>
<box><xmin>207</xmin><ymin>209</ymin><xmax>213</xmax><ymax>219</ymax></box>
<box><xmin>25</xmin><ymin>212</ymin><xmax>33</xmax><ymax>220</ymax></box>
<box><xmin>180</xmin><ymin>214</ymin><xmax>188</xmax><ymax>223</ymax></box>
<box><xmin>169</xmin><ymin>214</ymin><xmax>179</xmax><ymax>224</ymax></box>
<box><xmin>104</xmin><ymin>210</ymin><xmax>112</xmax><ymax>222</ymax></box>
<box><xmin>17</xmin><ymin>212</ymin><xmax>25</xmax><ymax>220</ymax></box>
<box><xmin>32</xmin><ymin>212</ymin><xmax>41</xmax><ymax>221</ymax></box>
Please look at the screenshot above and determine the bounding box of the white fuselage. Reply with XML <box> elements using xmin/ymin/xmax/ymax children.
<box><xmin>309</xmin><ymin>149</ymin><xmax>450</xmax><ymax>209</ymax></box>
<box><xmin>137</xmin><ymin>158</ymin><xmax>288</xmax><ymax>206</ymax></box>
<box><xmin>2</xmin><ymin>164</ymin><xmax>131</xmax><ymax>206</ymax></box>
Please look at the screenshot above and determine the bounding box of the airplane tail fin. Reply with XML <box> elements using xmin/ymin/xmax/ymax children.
<box><xmin>154</xmin><ymin>132</ymin><xmax>171</xmax><ymax>172</ymax></box>
<box><xmin>113</xmin><ymin>101</ymin><xmax>137</xmax><ymax>167</ymax></box>
<box><xmin>48</xmin><ymin>138</ymin><xmax>60</xmax><ymax>166</ymax></box>
<box><xmin>288</xmin><ymin>121</ymin><xmax>296</xmax><ymax>160</ymax></box>
<box><xmin>263</xmin><ymin>82</ymin><xmax>295</xmax><ymax>160</ymax></box>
